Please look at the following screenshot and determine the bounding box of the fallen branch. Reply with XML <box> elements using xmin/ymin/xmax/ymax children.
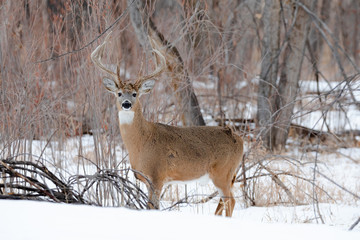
<box><xmin>0</xmin><ymin>158</ymin><xmax>149</xmax><ymax>209</ymax></box>
<box><xmin>258</xmin><ymin>162</ymin><xmax>299</xmax><ymax>205</ymax></box>
<box><xmin>0</xmin><ymin>159</ymin><xmax>81</xmax><ymax>203</ymax></box>
<box><xmin>349</xmin><ymin>217</ymin><xmax>360</xmax><ymax>231</ymax></box>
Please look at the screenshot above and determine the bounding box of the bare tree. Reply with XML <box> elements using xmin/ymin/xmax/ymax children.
<box><xmin>128</xmin><ymin>0</ymin><xmax>205</xmax><ymax>126</ymax></box>
<box><xmin>257</xmin><ymin>0</ymin><xmax>281</xmax><ymax>148</ymax></box>
<box><xmin>308</xmin><ymin>0</ymin><xmax>331</xmax><ymax>60</ymax></box>
<box><xmin>257</xmin><ymin>0</ymin><xmax>315</xmax><ymax>151</ymax></box>
<box><xmin>270</xmin><ymin>0</ymin><xmax>315</xmax><ymax>151</ymax></box>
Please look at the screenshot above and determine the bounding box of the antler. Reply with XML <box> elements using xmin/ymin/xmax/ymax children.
<box><xmin>91</xmin><ymin>32</ymin><xmax>122</xmax><ymax>87</ymax></box>
<box><xmin>135</xmin><ymin>49</ymin><xmax>166</xmax><ymax>87</ymax></box>
<box><xmin>92</xmin><ymin>32</ymin><xmax>165</xmax><ymax>88</ymax></box>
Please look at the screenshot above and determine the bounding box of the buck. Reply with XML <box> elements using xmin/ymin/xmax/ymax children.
<box><xmin>91</xmin><ymin>33</ymin><xmax>243</xmax><ymax>217</ymax></box>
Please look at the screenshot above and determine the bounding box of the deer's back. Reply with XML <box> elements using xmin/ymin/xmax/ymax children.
<box><xmin>136</xmin><ymin>123</ymin><xmax>243</xmax><ymax>181</ymax></box>
<box><xmin>148</xmin><ymin>123</ymin><xmax>243</xmax><ymax>162</ymax></box>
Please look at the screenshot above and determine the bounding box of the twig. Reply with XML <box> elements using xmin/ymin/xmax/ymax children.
<box><xmin>0</xmin><ymin>159</ymin><xmax>61</xmax><ymax>203</ymax></box>
<box><xmin>70</xmin><ymin>168</ymin><xmax>150</xmax><ymax>209</ymax></box>
<box><xmin>312</xmin><ymin>135</ymin><xmax>325</xmax><ymax>224</ymax></box>
<box><xmin>259</xmin><ymin>162</ymin><xmax>298</xmax><ymax>205</ymax></box>
<box><xmin>314</xmin><ymin>168</ymin><xmax>360</xmax><ymax>200</ymax></box>
<box><xmin>297</xmin><ymin>1</ymin><xmax>360</xmax><ymax>109</ymax></box>
<box><xmin>349</xmin><ymin>217</ymin><xmax>360</xmax><ymax>231</ymax></box>
<box><xmin>240</xmin><ymin>151</ymin><xmax>253</xmax><ymax>206</ymax></box>
<box><xmin>195</xmin><ymin>191</ymin><xmax>218</xmax><ymax>204</ymax></box>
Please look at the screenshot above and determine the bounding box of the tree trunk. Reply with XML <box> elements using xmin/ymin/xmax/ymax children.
<box><xmin>128</xmin><ymin>0</ymin><xmax>205</xmax><ymax>126</ymax></box>
<box><xmin>147</xmin><ymin>19</ymin><xmax>205</xmax><ymax>126</ymax></box>
<box><xmin>271</xmin><ymin>0</ymin><xmax>315</xmax><ymax>151</ymax></box>
<box><xmin>257</xmin><ymin>0</ymin><xmax>281</xmax><ymax>148</ymax></box>
<box><xmin>235</xmin><ymin>0</ymin><xmax>262</xmax><ymax>73</ymax></box>
<box><xmin>308</xmin><ymin>0</ymin><xmax>330</xmax><ymax>59</ymax></box>
<box><xmin>339</xmin><ymin>0</ymin><xmax>360</xmax><ymax>65</ymax></box>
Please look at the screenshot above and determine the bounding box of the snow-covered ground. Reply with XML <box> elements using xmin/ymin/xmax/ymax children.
<box><xmin>1</xmin><ymin>78</ymin><xmax>359</xmax><ymax>238</ymax></box>
<box><xmin>1</xmin><ymin>136</ymin><xmax>359</xmax><ymax>238</ymax></box>
<box><xmin>1</xmin><ymin>200</ymin><xmax>359</xmax><ymax>240</ymax></box>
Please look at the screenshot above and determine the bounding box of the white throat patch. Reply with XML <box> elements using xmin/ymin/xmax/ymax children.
<box><xmin>118</xmin><ymin>110</ymin><xmax>134</xmax><ymax>125</ymax></box>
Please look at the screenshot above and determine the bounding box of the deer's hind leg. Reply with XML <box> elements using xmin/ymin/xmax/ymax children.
<box><xmin>215</xmin><ymin>198</ymin><xmax>224</xmax><ymax>215</ymax></box>
<box><xmin>211</xmin><ymin>171</ymin><xmax>236</xmax><ymax>217</ymax></box>
<box><xmin>214</xmin><ymin>188</ymin><xmax>235</xmax><ymax>217</ymax></box>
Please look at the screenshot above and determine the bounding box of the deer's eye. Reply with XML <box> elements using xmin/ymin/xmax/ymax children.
<box><xmin>132</xmin><ymin>93</ymin><xmax>137</xmax><ymax>98</ymax></box>
<box><xmin>118</xmin><ymin>92</ymin><xmax>122</xmax><ymax>97</ymax></box>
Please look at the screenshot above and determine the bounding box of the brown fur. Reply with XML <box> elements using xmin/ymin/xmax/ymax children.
<box><xmin>92</xmin><ymin>34</ymin><xmax>243</xmax><ymax>216</ymax></box>
<box><xmin>116</xmin><ymin>96</ymin><xmax>243</xmax><ymax>217</ymax></box>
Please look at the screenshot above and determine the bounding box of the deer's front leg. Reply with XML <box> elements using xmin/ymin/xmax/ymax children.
<box><xmin>146</xmin><ymin>180</ymin><xmax>163</xmax><ymax>210</ymax></box>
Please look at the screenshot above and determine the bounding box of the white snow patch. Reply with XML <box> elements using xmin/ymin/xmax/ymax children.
<box><xmin>0</xmin><ymin>200</ymin><xmax>359</xmax><ymax>240</ymax></box>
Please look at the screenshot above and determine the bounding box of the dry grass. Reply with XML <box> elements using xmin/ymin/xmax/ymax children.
<box><xmin>1</xmin><ymin>0</ymin><xmax>359</xmax><ymax>211</ymax></box>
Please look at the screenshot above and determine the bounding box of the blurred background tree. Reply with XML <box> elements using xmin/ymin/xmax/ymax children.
<box><xmin>0</xmin><ymin>0</ymin><xmax>359</xmax><ymax>155</ymax></box>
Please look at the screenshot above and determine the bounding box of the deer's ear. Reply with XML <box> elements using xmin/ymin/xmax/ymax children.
<box><xmin>102</xmin><ymin>77</ymin><xmax>118</xmax><ymax>92</ymax></box>
<box><xmin>138</xmin><ymin>79</ymin><xmax>155</xmax><ymax>96</ymax></box>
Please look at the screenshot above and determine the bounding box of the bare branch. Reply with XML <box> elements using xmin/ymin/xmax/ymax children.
<box><xmin>35</xmin><ymin>0</ymin><xmax>137</xmax><ymax>64</ymax></box>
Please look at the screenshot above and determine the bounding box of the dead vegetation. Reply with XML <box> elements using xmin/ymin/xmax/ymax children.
<box><xmin>0</xmin><ymin>0</ymin><xmax>359</xmax><ymax>226</ymax></box>
<box><xmin>0</xmin><ymin>157</ymin><xmax>149</xmax><ymax>209</ymax></box>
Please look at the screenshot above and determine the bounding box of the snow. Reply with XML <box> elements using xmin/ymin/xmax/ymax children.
<box><xmin>2</xmin><ymin>130</ymin><xmax>360</xmax><ymax>239</ymax></box>
<box><xmin>1</xmin><ymin>200</ymin><xmax>359</xmax><ymax>240</ymax></box>
<box><xmin>2</xmin><ymin>78</ymin><xmax>360</xmax><ymax>239</ymax></box>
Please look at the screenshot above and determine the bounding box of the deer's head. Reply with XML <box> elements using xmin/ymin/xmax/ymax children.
<box><xmin>91</xmin><ymin>33</ymin><xmax>166</xmax><ymax>112</ymax></box>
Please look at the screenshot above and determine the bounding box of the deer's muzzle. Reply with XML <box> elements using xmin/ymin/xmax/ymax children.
<box><xmin>122</xmin><ymin>100</ymin><xmax>132</xmax><ymax>110</ymax></box>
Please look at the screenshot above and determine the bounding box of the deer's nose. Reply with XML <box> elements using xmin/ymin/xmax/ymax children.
<box><xmin>122</xmin><ymin>100</ymin><xmax>132</xmax><ymax>110</ymax></box>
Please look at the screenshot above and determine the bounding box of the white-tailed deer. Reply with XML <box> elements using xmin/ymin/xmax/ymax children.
<box><xmin>91</xmin><ymin>33</ymin><xmax>243</xmax><ymax>217</ymax></box>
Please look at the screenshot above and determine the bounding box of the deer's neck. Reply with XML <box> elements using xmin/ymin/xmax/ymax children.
<box><xmin>117</xmin><ymin>102</ymin><xmax>152</xmax><ymax>155</ymax></box>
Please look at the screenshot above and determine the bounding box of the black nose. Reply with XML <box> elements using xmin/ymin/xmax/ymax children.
<box><xmin>122</xmin><ymin>100</ymin><xmax>132</xmax><ymax>110</ymax></box>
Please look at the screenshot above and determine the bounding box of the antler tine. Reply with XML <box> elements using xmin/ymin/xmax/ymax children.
<box><xmin>136</xmin><ymin>49</ymin><xmax>166</xmax><ymax>86</ymax></box>
<box><xmin>91</xmin><ymin>32</ymin><xmax>121</xmax><ymax>85</ymax></box>
<box><xmin>116</xmin><ymin>64</ymin><xmax>121</xmax><ymax>83</ymax></box>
